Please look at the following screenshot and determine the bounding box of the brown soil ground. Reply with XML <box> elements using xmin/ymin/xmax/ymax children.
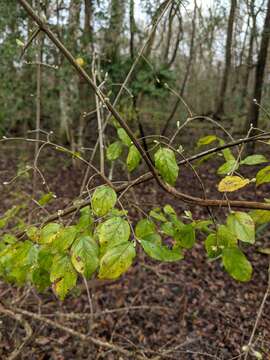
<box><xmin>0</xmin><ymin>139</ymin><xmax>269</xmax><ymax>360</ymax></box>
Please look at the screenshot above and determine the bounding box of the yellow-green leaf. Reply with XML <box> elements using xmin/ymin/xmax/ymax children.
<box><xmin>217</xmin><ymin>160</ymin><xmax>238</xmax><ymax>175</ymax></box>
<box><xmin>127</xmin><ymin>145</ymin><xmax>141</xmax><ymax>172</ymax></box>
<box><xmin>197</xmin><ymin>135</ymin><xmax>217</xmax><ymax>147</ymax></box>
<box><xmin>218</xmin><ymin>176</ymin><xmax>250</xmax><ymax>192</ymax></box>
<box><xmin>106</xmin><ymin>141</ymin><xmax>123</xmax><ymax>161</ymax></box>
<box><xmin>39</xmin><ymin>223</ymin><xmax>62</xmax><ymax>244</ymax></box>
<box><xmin>250</xmin><ymin>209</ymin><xmax>270</xmax><ymax>224</ymax></box>
<box><xmin>97</xmin><ymin>217</ymin><xmax>130</xmax><ymax>254</ymax></box>
<box><xmin>91</xmin><ymin>185</ymin><xmax>117</xmax><ymax>217</ymax></box>
<box><xmin>117</xmin><ymin>128</ymin><xmax>132</xmax><ymax>147</ymax></box>
<box><xmin>154</xmin><ymin>147</ymin><xmax>179</xmax><ymax>186</ymax></box>
<box><xmin>240</xmin><ymin>154</ymin><xmax>268</xmax><ymax>166</ymax></box>
<box><xmin>52</xmin><ymin>226</ymin><xmax>78</xmax><ymax>252</ymax></box>
<box><xmin>140</xmin><ymin>240</ymin><xmax>183</xmax><ymax>262</ymax></box>
<box><xmin>98</xmin><ymin>242</ymin><xmax>135</xmax><ymax>280</ymax></box>
<box><xmin>256</xmin><ymin>165</ymin><xmax>270</xmax><ymax>186</ymax></box>
<box><xmin>227</xmin><ymin>212</ymin><xmax>255</xmax><ymax>244</ymax></box>
<box><xmin>71</xmin><ymin>235</ymin><xmax>99</xmax><ymax>278</ymax></box>
<box><xmin>16</xmin><ymin>38</ymin><xmax>25</xmax><ymax>47</ymax></box>
<box><xmin>50</xmin><ymin>254</ymin><xmax>77</xmax><ymax>300</ymax></box>
<box><xmin>222</xmin><ymin>248</ymin><xmax>252</xmax><ymax>282</ymax></box>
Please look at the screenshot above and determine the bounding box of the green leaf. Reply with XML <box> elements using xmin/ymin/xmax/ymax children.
<box><xmin>256</xmin><ymin>165</ymin><xmax>270</xmax><ymax>186</ymax></box>
<box><xmin>135</xmin><ymin>219</ymin><xmax>156</xmax><ymax>239</ymax></box>
<box><xmin>92</xmin><ymin>185</ymin><xmax>117</xmax><ymax>217</ymax></box>
<box><xmin>197</xmin><ymin>135</ymin><xmax>217</xmax><ymax>147</ymax></box>
<box><xmin>32</xmin><ymin>266</ymin><xmax>51</xmax><ymax>292</ymax></box>
<box><xmin>71</xmin><ymin>235</ymin><xmax>99</xmax><ymax>278</ymax></box>
<box><xmin>32</xmin><ymin>247</ymin><xmax>53</xmax><ymax>292</ymax></box>
<box><xmin>52</xmin><ymin>226</ymin><xmax>78</xmax><ymax>252</ymax></box>
<box><xmin>222</xmin><ymin>148</ymin><xmax>235</xmax><ymax>162</ymax></box>
<box><xmin>127</xmin><ymin>145</ymin><xmax>141</xmax><ymax>172</ymax></box>
<box><xmin>117</xmin><ymin>128</ymin><xmax>132</xmax><ymax>147</ymax></box>
<box><xmin>77</xmin><ymin>206</ymin><xmax>94</xmax><ymax>235</ymax></box>
<box><xmin>205</xmin><ymin>225</ymin><xmax>237</xmax><ymax>259</ymax></box>
<box><xmin>176</xmin><ymin>224</ymin><xmax>195</xmax><ymax>249</ymax></box>
<box><xmin>227</xmin><ymin>212</ymin><xmax>255</xmax><ymax>244</ymax></box>
<box><xmin>241</xmin><ymin>154</ymin><xmax>268</xmax><ymax>166</ymax></box>
<box><xmin>217</xmin><ymin>160</ymin><xmax>238</xmax><ymax>175</ymax></box>
<box><xmin>4</xmin><ymin>241</ymin><xmax>38</xmax><ymax>285</ymax></box>
<box><xmin>50</xmin><ymin>254</ymin><xmax>77</xmax><ymax>300</ymax></box>
<box><xmin>39</xmin><ymin>223</ymin><xmax>62</xmax><ymax>244</ymax></box>
<box><xmin>98</xmin><ymin>217</ymin><xmax>130</xmax><ymax>253</ymax></box>
<box><xmin>163</xmin><ymin>204</ymin><xmax>176</xmax><ymax>216</ymax></box>
<box><xmin>142</xmin><ymin>233</ymin><xmax>162</xmax><ymax>244</ymax></box>
<box><xmin>26</xmin><ymin>226</ymin><xmax>40</xmax><ymax>242</ymax></box>
<box><xmin>0</xmin><ymin>206</ymin><xmax>21</xmax><ymax>229</ymax></box>
<box><xmin>161</xmin><ymin>221</ymin><xmax>175</xmax><ymax>237</ymax></box>
<box><xmin>218</xmin><ymin>139</ymin><xmax>235</xmax><ymax>162</ymax></box>
<box><xmin>194</xmin><ymin>220</ymin><xmax>213</xmax><ymax>233</ymax></box>
<box><xmin>205</xmin><ymin>234</ymin><xmax>221</xmax><ymax>258</ymax></box>
<box><xmin>140</xmin><ymin>240</ymin><xmax>183</xmax><ymax>262</ymax></box>
<box><xmin>16</xmin><ymin>38</ymin><xmax>25</xmax><ymax>47</ymax></box>
<box><xmin>37</xmin><ymin>247</ymin><xmax>53</xmax><ymax>271</ymax></box>
<box><xmin>250</xmin><ymin>210</ymin><xmax>270</xmax><ymax>224</ymax></box>
<box><xmin>222</xmin><ymin>248</ymin><xmax>252</xmax><ymax>282</ymax></box>
<box><xmin>149</xmin><ymin>209</ymin><xmax>167</xmax><ymax>222</ymax></box>
<box><xmin>98</xmin><ymin>242</ymin><xmax>135</xmax><ymax>280</ymax></box>
<box><xmin>217</xmin><ymin>225</ymin><xmax>237</xmax><ymax>247</ymax></box>
<box><xmin>154</xmin><ymin>147</ymin><xmax>179</xmax><ymax>186</ymax></box>
<box><xmin>106</xmin><ymin>141</ymin><xmax>123</xmax><ymax>161</ymax></box>
<box><xmin>38</xmin><ymin>192</ymin><xmax>55</xmax><ymax>206</ymax></box>
<box><xmin>2</xmin><ymin>234</ymin><xmax>17</xmax><ymax>245</ymax></box>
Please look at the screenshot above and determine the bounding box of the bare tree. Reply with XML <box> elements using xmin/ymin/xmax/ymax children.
<box><xmin>215</xmin><ymin>0</ymin><xmax>237</xmax><ymax>117</ymax></box>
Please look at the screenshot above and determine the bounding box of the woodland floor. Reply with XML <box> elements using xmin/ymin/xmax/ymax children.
<box><xmin>0</xmin><ymin>134</ymin><xmax>270</xmax><ymax>360</ymax></box>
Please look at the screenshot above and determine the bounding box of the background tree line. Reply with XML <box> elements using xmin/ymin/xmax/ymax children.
<box><xmin>1</xmin><ymin>0</ymin><xmax>270</xmax><ymax>152</ymax></box>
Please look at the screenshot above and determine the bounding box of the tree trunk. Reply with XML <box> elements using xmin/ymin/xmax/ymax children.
<box><xmin>167</xmin><ymin>10</ymin><xmax>183</xmax><ymax>68</ymax></box>
<box><xmin>240</xmin><ymin>0</ymin><xmax>257</xmax><ymax>109</ymax></box>
<box><xmin>104</xmin><ymin>0</ymin><xmax>125</xmax><ymax>63</ymax></box>
<box><xmin>77</xmin><ymin>0</ymin><xmax>95</xmax><ymax>150</ymax></box>
<box><xmin>59</xmin><ymin>0</ymin><xmax>81</xmax><ymax>142</ymax></box>
<box><xmin>246</xmin><ymin>0</ymin><xmax>270</xmax><ymax>153</ymax></box>
<box><xmin>161</xmin><ymin>0</ymin><xmax>197</xmax><ymax>136</ymax></box>
<box><xmin>215</xmin><ymin>0</ymin><xmax>237</xmax><ymax>117</ymax></box>
<box><xmin>129</xmin><ymin>0</ymin><xmax>136</xmax><ymax>60</ymax></box>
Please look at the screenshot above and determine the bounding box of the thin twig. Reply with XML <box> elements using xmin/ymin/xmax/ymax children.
<box><xmin>0</xmin><ymin>303</ymin><xmax>33</xmax><ymax>360</ymax></box>
<box><xmin>10</xmin><ymin>306</ymin><xmax>146</xmax><ymax>359</ymax></box>
<box><xmin>243</xmin><ymin>261</ymin><xmax>270</xmax><ymax>360</ymax></box>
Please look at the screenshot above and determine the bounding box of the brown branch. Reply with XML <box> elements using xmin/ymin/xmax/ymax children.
<box><xmin>19</xmin><ymin>26</ymin><xmax>41</xmax><ymax>60</ymax></box>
